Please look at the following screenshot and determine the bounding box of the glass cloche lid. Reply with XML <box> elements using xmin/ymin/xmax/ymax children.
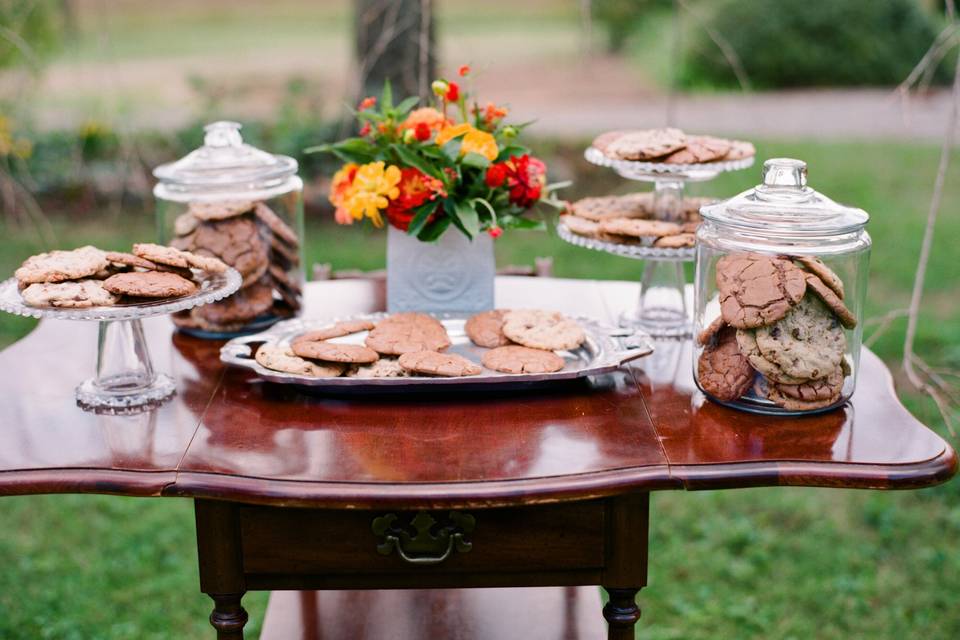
<box><xmin>153</xmin><ymin>121</ymin><xmax>299</xmax><ymax>202</ymax></box>
<box><xmin>700</xmin><ymin>158</ymin><xmax>869</xmax><ymax>237</ymax></box>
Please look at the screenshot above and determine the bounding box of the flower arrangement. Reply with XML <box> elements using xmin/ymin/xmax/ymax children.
<box><xmin>308</xmin><ymin>66</ymin><xmax>564</xmax><ymax>241</ymax></box>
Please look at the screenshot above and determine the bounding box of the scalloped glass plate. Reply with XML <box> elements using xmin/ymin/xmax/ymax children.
<box><xmin>557</xmin><ymin>220</ymin><xmax>695</xmax><ymax>262</ymax></box>
<box><xmin>584</xmin><ymin>146</ymin><xmax>755</xmax><ymax>181</ymax></box>
<box><xmin>0</xmin><ymin>269</ymin><xmax>243</xmax><ymax>322</ymax></box>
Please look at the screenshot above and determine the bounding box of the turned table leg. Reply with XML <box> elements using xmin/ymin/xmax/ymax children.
<box><xmin>602</xmin><ymin>587</ymin><xmax>641</xmax><ymax>640</ymax></box>
<box><xmin>195</xmin><ymin>500</ymin><xmax>249</xmax><ymax>639</ymax></box>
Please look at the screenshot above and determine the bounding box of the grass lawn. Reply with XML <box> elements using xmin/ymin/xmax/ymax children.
<box><xmin>0</xmin><ymin>137</ymin><xmax>958</xmax><ymax>639</ymax></box>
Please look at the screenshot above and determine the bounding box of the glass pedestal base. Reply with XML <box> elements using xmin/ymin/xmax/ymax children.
<box><xmin>619</xmin><ymin>260</ymin><xmax>692</xmax><ymax>338</ymax></box>
<box><xmin>75</xmin><ymin>319</ymin><xmax>175</xmax><ymax>415</ymax></box>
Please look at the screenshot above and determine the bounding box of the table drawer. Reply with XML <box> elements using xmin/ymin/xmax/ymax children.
<box><xmin>239</xmin><ymin>501</ymin><xmax>606</xmax><ymax>576</ymax></box>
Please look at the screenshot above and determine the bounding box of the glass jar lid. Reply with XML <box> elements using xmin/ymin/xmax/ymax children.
<box><xmin>700</xmin><ymin>158</ymin><xmax>869</xmax><ymax>238</ymax></box>
<box><xmin>153</xmin><ymin>121</ymin><xmax>299</xmax><ymax>202</ymax></box>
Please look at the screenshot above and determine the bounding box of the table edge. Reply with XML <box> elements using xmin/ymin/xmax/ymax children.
<box><xmin>0</xmin><ymin>468</ymin><xmax>174</xmax><ymax>498</ymax></box>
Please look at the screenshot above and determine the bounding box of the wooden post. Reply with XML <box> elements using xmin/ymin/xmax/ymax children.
<box><xmin>195</xmin><ymin>500</ymin><xmax>248</xmax><ymax>640</ymax></box>
<box><xmin>354</xmin><ymin>0</ymin><xmax>436</xmax><ymax>103</ymax></box>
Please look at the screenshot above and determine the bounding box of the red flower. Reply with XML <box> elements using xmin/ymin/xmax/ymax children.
<box><xmin>385</xmin><ymin>168</ymin><xmax>447</xmax><ymax>231</ymax></box>
<box><xmin>502</xmin><ymin>154</ymin><xmax>546</xmax><ymax>208</ymax></box>
<box><xmin>488</xmin><ymin>226</ymin><xmax>503</xmax><ymax>238</ymax></box>
<box><xmin>446</xmin><ymin>81</ymin><xmax>460</xmax><ymax>102</ymax></box>
<box><xmin>458</xmin><ymin>65</ymin><xmax>471</xmax><ymax>77</ymax></box>
<box><xmin>414</xmin><ymin>122</ymin><xmax>432</xmax><ymax>141</ymax></box>
<box><xmin>359</xmin><ymin>122</ymin><xmax>372</xmax><ymax>136</ymax></box>
<box><xmin>485</xmin><ymin>163</ymin><xmax>508</xmax><ymax>188</ymax></box>
<box><xmin>358</xmin><ymin>96</ymin><xmax>377</xmax><ymax>111</ymax></box>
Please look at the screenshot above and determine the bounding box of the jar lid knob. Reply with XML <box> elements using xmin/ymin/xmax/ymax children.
<box><xmin>203</xmin><ymin>121</ymin><xmax>243</xmax><ymax>148</ymax></box>
<box><xmin>761</xmin><ymin>158</ymin><xmax>807</xmax><ymax>189</ymax></box>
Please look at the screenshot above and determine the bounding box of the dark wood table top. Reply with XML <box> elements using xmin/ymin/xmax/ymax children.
<box><xmin>0</xmin><ymin>277</ymin><xmax>954</xmax><ymax>509</ymax></box>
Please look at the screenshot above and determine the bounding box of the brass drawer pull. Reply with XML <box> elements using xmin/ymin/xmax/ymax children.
<box><xmin>372</xmin><ymin>511</ymin><xmax>475</xmax><ymax>565</ymax></box>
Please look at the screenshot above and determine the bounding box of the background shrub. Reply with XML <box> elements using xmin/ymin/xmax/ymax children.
<box><xmin>679</xmin><ymin>0</ymin><xmax>951</xmax><ymax>89</ymax></box>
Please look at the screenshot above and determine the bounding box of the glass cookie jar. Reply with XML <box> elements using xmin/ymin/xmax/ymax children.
<box><xmin>693</xmin><ymin>158</ymin><xmax>870</xmax><ymax>415</ymax></box>
<box><xmin>153</xmin><ymin>121</ymin><xmax>304</xmax><ymax>338</ymax></box>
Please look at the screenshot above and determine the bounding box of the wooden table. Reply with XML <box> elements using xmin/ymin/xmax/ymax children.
<box><xmin>0</xmin><ymin>277</ymin><xmax>954</xmax><ymax>640</ymax></box>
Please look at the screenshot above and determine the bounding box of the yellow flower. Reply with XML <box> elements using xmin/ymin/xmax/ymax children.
<box><xmin>344</xmin><ymin>161</ymin><xmax>401</xmax><ymax>227</ymax></box>
<box><xmin>434</xmin><ymin>122</ymin><xmax>472</xmax><ymax>147</ymax></box>
<box><xmin>461</xmin><ymin>129</ymin><xmax>498</xmax><ymax>161</ymax></box>
<box><xmin>435</xmin><ymin>123</ymin><xmax>499</xmax><ymax>161</ymax></box>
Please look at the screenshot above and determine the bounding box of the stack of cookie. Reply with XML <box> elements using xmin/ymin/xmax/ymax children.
<box><xmin>170</xmin><ymin>200</ymin><xmax>301</xmax><ymax>333</ymax></box>
<box><xmin>592</xmin><ymin>128</ymin><xmax>755</xmax><ymax>165</ymax></box>
<box><xmin>252</xmin><ymin>309</ymin><xmax>586</xmax><ymax>380</ymax></box>
<box><xmin>697</xmin><ymin>253</ymin><xmax>857</xmax><ymax>411</ymax></box>
<box><xmin>15</xmin><ymin>243</ymin><xmax>227</xmax><ymax>309</ymax></box>
<box><xmin>561</xmin><ymin>193</ymin><xmax>713</xmax><ymax>249</ymax></box>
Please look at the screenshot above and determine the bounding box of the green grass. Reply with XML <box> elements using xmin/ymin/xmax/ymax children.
<box><xmin>0</xmin><ymin>137</ymin><xmax>958</xmax><ymax>639</ymax></box>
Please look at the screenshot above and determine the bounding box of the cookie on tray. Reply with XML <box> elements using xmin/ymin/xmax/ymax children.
<box><xmin>663</xmin><ymin>135</ymin><xmax>732</xmax><ymax>165</ymax></box>
<box><xmin>15</xmin><ymin>246</ymin><xmax>109</xmax><ymax>285</ymax></box>
<box><xmin>105</xmin><ymin>251</ymin><xmax>160</xmax><ymax>271</ymax></box>
<box><xmin>653</xmin><ymin>233</ymin><xmax>695</xmax><ymax>249</ymax></box>
<box><xmin>464</xmin><ymin>310</ymin><xmax>511</xmax><ymax>348</ymax></box>
<box><xmin>398</xmin><ymin>351</ymin><xmax>482</xmax><ymax>377</ymax></box>
<box><xmin>598</xmin><ymin>218</ymin><xmax>682</xmax><ymax>240</ymax></box>
<box><xmin>604</xmin><ymin>128</ymin><xmax>687</xmax><ymax>161</ymax></box>
<box><xmin>102</xmin><ymin>271</ymin><xmax>197</xmax><ymax>298</ymax></box>
<box><xmin>349</xmin><ymin>358</ymin><xmax>408</xmax><ymax>378</ymax></box>
<box><xmin>570</xmin><ymin>193</ymin><xmax>653</xmax><ymax>221</ymax></box>
<box><xmin>501</xmin><ymin>309</ymin><xmax>585</xmax><ymax>351</ymax></box>
<box><xmin>132</xmin><ymin>243</ymin><xmax>228</xmax><ymax>274</ymax></box>
<box><xmin>716</xmin><ymin>253</ymin><xmax>806</xmax><ymax>329</ymax></box>
<box><xmin>560</xmin><ymin>214</ymin><xmax>602</xmax><ymax>239</ymax></box>
<box><xmin>293</xmin><ymin>341</ymin><xmax>379</xmax><ymax>364</ymax></box>
<box><xmin>255</xmin><ymin>344</ymin><xmax>345</xmax><ymax>377</ymax></box>
<box><xmin>723</xmin><ymin>140</ymin><xmax>756</xmax><ymax>161</ymax></box>
<box><xmin>697</xmin><ymin>325</ymin><xmax>755</xmax><ymax>401</ymax></box>
<box><xmin>294</xmin><ymin>320</ymin><xmax>376</xmax><ymax>344</ymax></box>
<box><xmin>365</xmin><ymin>313</ymin><xmax>451</xmax><ymax>355</ymax></box>
<box><xmin>21</xmin><ymin>279</ymin><xmax>118</xmax><ymax>308</ymax></box>
<box><xmin>591</xmin><ymin>130</ymin><xmax>630</xmax><ymax>153</ymax></box>
<box><xmin>482</xmin><ymin>345</ymin><xmax>565</xmax><ymax>374</ymax></box>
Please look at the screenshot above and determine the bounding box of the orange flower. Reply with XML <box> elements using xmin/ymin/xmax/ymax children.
<box><xmin>329</xmin><ymin>163</ymin><xmax>359</xmax><ymax>225</ymax></box>
<box><xmin>400</xmin><ymin>107</ymin><xmax>448</xmax><ymax>139</ymax></box>
<box><xmin>481</xmin><ymin>102</ymin><xmax>508</xmax><ymax>126</ymax></box>
<box><xmin>458</xmin><ymin>64</ymin><xmax>471</xmax><ymax>77</ymax></box>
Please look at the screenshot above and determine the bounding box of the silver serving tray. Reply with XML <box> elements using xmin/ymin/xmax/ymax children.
<box><xmin>220</xmin><ymin>313</ymin><xmax>654</xmax><ymax>391</ymax></box>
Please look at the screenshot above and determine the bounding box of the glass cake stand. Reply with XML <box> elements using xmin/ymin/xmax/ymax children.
<box><xmin>0</xmin><ymin>269</ymin><xmax>241</xmax><ymax>414</ymax></box>
<box><xmin>573</xmin><ymin>146</ymin><xmax>754</xmax><ymax>338</ymax></box>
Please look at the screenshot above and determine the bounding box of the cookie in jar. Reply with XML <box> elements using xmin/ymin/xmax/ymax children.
<box><xmin>153</xmin><ymin>121</ymin><xmax>304</xmax><ymax>337</ymax></box>
<box><xmin>693</xmin><ymin>159</ymin><xmax>870</xmax><ymax>414</ymax></box>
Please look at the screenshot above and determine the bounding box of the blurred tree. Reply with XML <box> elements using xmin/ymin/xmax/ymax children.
<box><xmin>591</xmin><ymin>0</ymin><xmax>672</xmax><ymax>53</ymax></box>
<box><xmin>0</xmin><ymin>0</ymin><xmax>65</xmax><ymax>70</ymax></box>
<box><xmin>354</xmin><ymin>0</ymin><xmax>436</xmax><ymax>103</ymax></box>
<box><xmin>681</xmin><ymin>0</ymin><xmax>952</xmax><ymax>88</ymax></box>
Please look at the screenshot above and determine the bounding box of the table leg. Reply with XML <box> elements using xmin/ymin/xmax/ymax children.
<box><xmin>195</xmin><ymin>500</ymin><xmax>249</xmax><ymax>640</ymax></box>
<box><xmin>602</xmin><ymin>587</ymin><xmax>641</xmax><ymax>640</ymax></box>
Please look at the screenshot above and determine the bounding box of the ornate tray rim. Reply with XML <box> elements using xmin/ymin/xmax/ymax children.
<box><xmin>220</xmin><ymin>312</ymin><xmax>654</xmax><ymax>389</ymax></box>
<box><xmin>557</xmin><ymin>220</ymin><xmax>695</xmax><ymax>262</ymax></box>
<box><xmin>584</xmin><ymin>146</ymin><xmax>755</xmax><ymax>180</ymax></box>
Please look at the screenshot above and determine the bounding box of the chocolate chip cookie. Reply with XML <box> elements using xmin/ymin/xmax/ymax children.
<box><xmin>255</xmin><ymin>344</ymin><xmax>345</xmax><ymax>377</ymax></box>
<box><xmin>663</xmin><ymin>135</ymin><xmax>731</xmax><ymax>164</ymax></box>
<box><xmin>292</xmin><ymin>341</ymin><xmax>379</xmax><ymax>364</ymax></box>
<box><xmin>569</xmin><ymin>193</ymin><xmax>653</xmax><ymax>221</ymax></box>
<box><xmin>501</xmin><ymin>310</ymin><xmax>585</xmax><ymax>351</ymax></box>
<box><xmin>560</xmin><ymin>214</ymin><xmax>602</xmax><ymax>239</ymax></box>
<box><xmin>795</xmin><ymin>256</ymin><xmax>845</xmax><ymax>299</ymax></box>
<box><xmin>735</xmin><ymin>328</ymin><xmax>808</xmax><ymax>385</ymax></box>
<box><xmin>754</xmin><ymin>295</ymin><xmax>846</xmax><ymax>381</ymax></box>
<box><xmin>803</xmin><ymin>272</ymin><xmax>857</xmax><ymax>329</ymax></box>
<box><xmin>598</xmin><ymin>218</ymin><xmax>682</xmax><ymax>239</ymax></box>
<box><xmin>15</xmin><ymin>246</ymin><xmax>109</xmax><ymax>285</ymax></box>
<box><xmin>21</xmin><ymin>279</ymin><xmax>118</xmax><ymax>308</ymax></box>
<box><xmin>293</xmin><ymin>320</ymin><xmax>376</xmax><ymax>344</ymax></box>
<box><xmin>604</xmin><ymin>128</ymin><xmax>687</xmax><ymax>161</ymax></box>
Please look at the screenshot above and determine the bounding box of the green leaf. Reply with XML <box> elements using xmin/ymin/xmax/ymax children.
<box><xmin>406</xmin><ymin>200</ymin><xmax>440</xmax><ymax>237</ymax></box>
<box><xmin>499</xmin><ymin>214</ymin><xmax>545</xmax><ymax>231</ymax></box>
<box><xmin>495</xmin><ymin>145</ymin><xmax>528</xmax><ymax>162</ymax></box>
<box><xmin>417</xmin><ymin>216</ymin><xmax>452</xmax><ymax>242</ymax></box>
<box><xmin>381</xmin><ymin>79</ymin><xmax>393</xmax><ymax>109</ymax></box>
<box><xmin>461</xmin><ymin>152</ymin><xmax>490</xmax><ymax>170</ymax></box>
<box><xmin>452</xmin><ymin>199</ymin><xmax>480</xmax><ymax>238</ymax></box>
<box><xmin>394</xmin><ymin>96</ymin><xmax>420</xmax><ymax>116</ymax></box>
<box><xmin>391</xmin><ymin>144</ymin><xmax>443</xmax><ymax>180</ymax></box>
